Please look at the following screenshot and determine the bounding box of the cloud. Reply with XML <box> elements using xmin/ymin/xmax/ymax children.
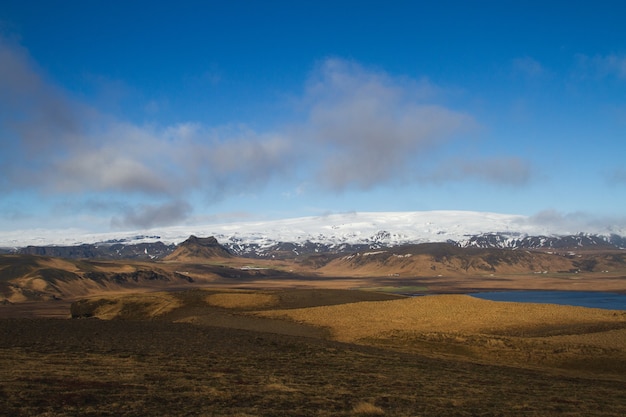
<box><xmin>423</xmin><ymin>157</ymin><xmax>532</xmax><ymax>186</ymax></box>
<box><xmin>1</xmin><ymin>37</ymin><xmax>534</xmax><ymax>229</ymax></box>
<box><xmin>56</xmin><ymin>151</ymin><xmax>173</xmax><ymax>195</ymax></box>
<box><xmin>44</xmin><ymin>121</ymin><xmax>295</xmax><ymax>202</ymax></box>
<box><xmin>3</xmin><ymin>53</ymin><xmax>483</xmax><ymax>201</ymax></box>
<box><xmin>0</xmin><ymin>35</ymin><xmax>296</xmax><ymax>228</ymax></box>
<box><xmin>607</xmin><ymin>168</ymin><xmax>626</xmax><ymax>185</ymax></box>
<box><xmin>0</xmin><ymin>36</ymin><xmax>82</xmax><ymax>152</ymax></box>
<box><xmin>575</xmin><ymin>53</ymin><xmax>626</xmax><ymax>80</ymax></box>
<box><xmin>511</xmin><ymin>56</ymin><xmax>545</xmax><ymax>78</ymax></box>
<box><xmin>47</xmin><ymin>121</ymin><xmax>189</xmax><ymax>196</ymax></box>
<box><xmin>524</xmin><ymin>210</ymin><xmax>626</xmax><ymax>235</ymax></box>
<box><xmin>301</xmin><ymin>59</ymin><xmax>477</xmax><ymax>190</ymax></box>
<box><xmin>195</xmin><ymin>130</ymin><xmax>293</xmax><ymax>190</ymax></box>
<box><xmin>594</xmin><ymin>55</ymin><xmax>626</xmax><ymax>79</ymax></box>
<box><xmin>111</xmin><ymin>200</ymin><xmax>192</xmax><ymax>229</ymax></box>
<box><xmin>527</xmin><ymin>210</ymin><xmax>586</xmax><ymax>229</ymax></box>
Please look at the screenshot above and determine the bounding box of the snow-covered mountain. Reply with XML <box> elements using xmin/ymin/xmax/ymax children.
<box><xmin>1</xmin><ymin>211</ymin><xmax>625</xmax><ymax>258</ymax></box>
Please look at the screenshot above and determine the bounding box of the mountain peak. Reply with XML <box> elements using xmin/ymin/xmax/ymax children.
<box><xmin>164</xmin><ymin>235</ymin><xmax>231</xmax><ymax>261</ymax></box>
<box><xmin>180</xmin><ymin>235</ymin><xmax>220</xmax><ymax>247</ymax></box>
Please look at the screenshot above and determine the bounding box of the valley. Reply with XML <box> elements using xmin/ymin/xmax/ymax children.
<box><xmin>2</xmin><ymin>237</ymin><xmax>625</xmax><ymax>313</ymax></box>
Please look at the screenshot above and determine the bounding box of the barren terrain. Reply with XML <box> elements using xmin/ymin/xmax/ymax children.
<box><xmin>1</xmin><ymin>246</ymin><xmax>626</xmax><ymax>416</ymax></box>
<box><xmin>2</xmin><ymin>244</ymin><xmax>626</xmax><ymax>311</ymax></box>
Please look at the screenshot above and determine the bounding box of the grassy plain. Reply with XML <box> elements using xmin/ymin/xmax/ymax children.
<box><xmin>2</xmin><ymin>288</ymin><xmax>626</xmax><ymax>416</ymax></box>
<box><xmin>257</xmin><ymin>293</ymin><xmax>626</xmax><ymax>376</ymax></box>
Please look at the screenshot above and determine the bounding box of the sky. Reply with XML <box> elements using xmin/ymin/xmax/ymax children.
<box><xmin>1</xmin><ymin>1</ymin><xmax>626</xmax><ymax>234</ymax></box>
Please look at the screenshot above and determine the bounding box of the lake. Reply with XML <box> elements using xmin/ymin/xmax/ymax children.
<box><xmin>470</xmin><ymin>290</ymin><xmax>626</xmax><ymax>310</ymax></box>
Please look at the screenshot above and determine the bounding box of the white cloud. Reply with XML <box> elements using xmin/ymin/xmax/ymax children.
<box><xmin>47</xmin><ymin>121</ymin><xmax>294</xmax><ymax>199</ymax></box>
<box><xmin>524</xmin><ymin>210</ymin><xmax>626</xmax><ymax>235</ymax></box>
<box><xmin>54</xmin><ymin>146</ymin><xmax>175</xmax><ymax>195</ymax></box>
<box><xmin>1</xmin><ymin>37</ymin><xmax>536</xmax><ymax>229</ymax></box>
<box><xmin>300</xmin><ymin>58</ymin><xmax>477</xmax><ymax>190</ymax></box>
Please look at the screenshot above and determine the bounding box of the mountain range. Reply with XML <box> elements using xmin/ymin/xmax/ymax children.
<box><xmin>1</xmin><ymin>211</ymin><xmax>625</xmax><ymax>260</ymax></box>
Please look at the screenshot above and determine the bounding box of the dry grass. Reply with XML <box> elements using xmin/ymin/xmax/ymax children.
<box><xmin>256</xmin><ymin>294</ymin><xmax>626</xmax><ymax>376</ymax></box>
<box><xmin>3</xmin><ymin>289</ymin><xmax>626</xmax><ymax>416</ymax></box>
<box><xmin>352</xmin><ymin>401</ymin><xmax>385</xmax><ymax>415</ymax></box>
<box><xmin>85</xmin><ymin>292</ymin><xmax>182</xmax><ymax>319</ymax></box>
<box><xmin>7</xmin><ymin>317</ymin><xmax>626</xmax><ymax>417</ymax></box>
<box><xmin>264</xmin><ymin>381</ymin><xmax>299</xmax><ymax>393</ymax></box>
<box><xmin>547</xmin><ymin>328</ymin><xmax>626</xmax><ymax>348</ymax></box>
<box><xmin>206</xmin><ymin>292</ymin><xmax>279</xmax><ymax>309</ymax></box>
<box><xmin>67</xmin><ymin>290</ymin><xmax>626</xmax><ymax>377</ymax></box>
<box><xmin>257</xmin><ymin>294</ymin><xmax>626</xmax><ymax>342</ymax></box>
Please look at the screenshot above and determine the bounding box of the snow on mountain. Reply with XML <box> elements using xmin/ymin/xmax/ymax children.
<box><xmin>1</xmin><ymin>211</ymin><xmax>624</xmax><ymax>253</ymax></box>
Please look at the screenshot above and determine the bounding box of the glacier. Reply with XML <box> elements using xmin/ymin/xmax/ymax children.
<box><xmin>1</xmin><ymin>211</ymin><xmax>624</xmax><ymax>252</ymax></box>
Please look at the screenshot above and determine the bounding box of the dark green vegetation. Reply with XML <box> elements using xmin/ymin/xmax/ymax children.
<box><xmin>2</xmin><ymin>289</ymin><xmax>626</xmax><ymax>416</ymax></box>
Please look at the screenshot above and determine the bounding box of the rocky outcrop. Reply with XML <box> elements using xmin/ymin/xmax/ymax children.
<box><xmin>164</xmin><ymin>236</ymin><xmax>232</xmax><ymax>261</ymax></box>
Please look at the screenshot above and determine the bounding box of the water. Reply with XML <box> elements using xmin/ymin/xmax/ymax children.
<box><xmin>470</xmin><ymin>290</ymin><xmax>626</xmax><ymax>310</ymax></box>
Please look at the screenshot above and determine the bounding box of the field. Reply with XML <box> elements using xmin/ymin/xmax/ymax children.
<box><xmin>1</xmin><ymin>247</ymin><xmax>626</xmax><ymax>416</ymax></box>
<box><xmin>2</xmin><ymin>287</ymin><xmax>626</xmax><ymax>416</ymax></box>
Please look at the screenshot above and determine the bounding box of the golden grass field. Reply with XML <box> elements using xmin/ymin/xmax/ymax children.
<box><xmin>257</xmin><ymin>294</ymin><xmax>626</xmax><ymax>342</ymax></box>
<box><xmin>67</xmin><ymin>289</ymin><xmax>626</xmax><ymax>379</ymax></box>
<box><xmin>256</xmin><ymin>293</ymin><xmax>626</xmax><ymax>376</ymax></box>
<box><xmin>3</xmin><ymin>287</ymin><xmax>626</xmax><ymax>416</ymax></box>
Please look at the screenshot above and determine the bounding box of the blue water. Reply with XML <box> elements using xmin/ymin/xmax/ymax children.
<box><xmin>470</xmin><ymin>291</ymin><xmax>626</xmax><ymax>310</ymax></box>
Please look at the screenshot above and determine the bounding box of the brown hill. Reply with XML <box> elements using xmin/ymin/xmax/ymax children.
<box><xmin>0</xmin><ymin>255</ymin><xmax>194</xmax><ymax>304</ymax></box>
<box><xmin>3</xmin><ymin>243</ymin><xmax>625</xmax><ymax>310</ymax></box>
<box><xmin>164</xmin><ymin>236</ymin><xmax>232</xmax><ymax>262</ymax></box>
<box><xmin>310</xmin><ymin>243</ymin><xmax>626</xmax><ymax>277</ymax></box>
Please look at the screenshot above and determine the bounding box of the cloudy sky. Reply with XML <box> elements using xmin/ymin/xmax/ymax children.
<box><xmin>1</xmin><ymin>1</ymin><xmax>625</xmax><ymax>233</ymax></box>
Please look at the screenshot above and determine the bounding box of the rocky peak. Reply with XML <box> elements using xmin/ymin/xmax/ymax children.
<box><xmin>164</xmin><ymin>235</ymin><xmax>231</xmax><ymax>261</ymax></box>
<box><xmin>180</xmin><ymin>235</ymin><xmax>220</xmax><ymax>247</ymax></box>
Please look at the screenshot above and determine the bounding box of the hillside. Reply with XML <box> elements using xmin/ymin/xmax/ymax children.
<box><xmin>304</xmin><ymin>243</ymin><xmax>626</xmax><ymax>277</ymax></box>
<box><xmin>2</xmin><ymin>240</ymin><xmax>626</xmax><ymax>312</ymax></box>
<box><xmin>164</xmin><ymin>235</ymin><xmax>232</xmax><ymax>262</ymax></box>
<box><xmin>16</xmin><ymin>241</ymin><xmax>175</xmax><ymax>260</ymax></box>
<box><xmin>0</xmin><ymin>255</ymin><xmax>196</xmax><ymax>304</ymax></box>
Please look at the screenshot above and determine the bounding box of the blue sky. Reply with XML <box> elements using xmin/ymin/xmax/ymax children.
<box><xmin>1</xmin><ymin>1</ymin><xmax>625</xmax><ymax>233</ymax></box>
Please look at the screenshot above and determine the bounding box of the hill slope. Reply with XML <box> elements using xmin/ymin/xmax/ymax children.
<box><xmin>305</xmin><ymin>243</ymin><xmax>626</xmax><ymax>277</ymax></box>
<box><xmin>0</xmin><ymin>255</ymin><xmax>194</xmax><ymax>304</ymax></box>
<box><xmin>164</xmin><ymin>235</ymin><xmax>232</xmax><ymax>262</ymax></box>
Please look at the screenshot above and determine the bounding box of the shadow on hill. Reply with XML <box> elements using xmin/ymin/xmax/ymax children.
<box><xmin>70</xmin><ymin>288</ymin><xmax>402</xmax><ymax>339</ymax></box>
